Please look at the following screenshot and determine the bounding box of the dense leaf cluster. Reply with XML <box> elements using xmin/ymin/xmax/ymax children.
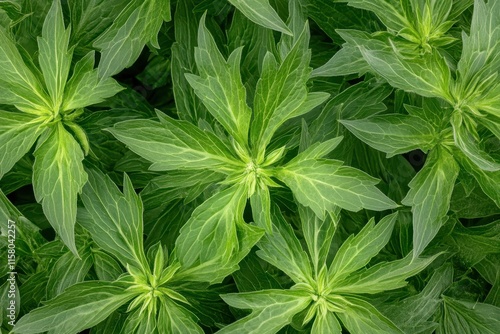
<box><xmin>0</xmin><ymin>0</ymin><xmax>499</xmax><ymax>333</ymax></box>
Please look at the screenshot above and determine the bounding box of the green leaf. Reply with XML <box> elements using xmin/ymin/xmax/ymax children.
<box><xmin>340</xmin><ymin>0</ymin><xmax>408</xmax><ymax>33</ymax></box>
<box><xmin>338</xmin><ymin>30</ymin><xmax>452</xmax><ymax>101</ymax></box>
<box><xmin>37</xmin><ymin>0</ymin><xmax>72</xmax><ymax>111</ymax></box>
<box><xmin>451</xmin><ymin>112</ymin><xmax>500</xmax><ymax>172</ymax></box>
<box><xmin>250</xmin><ymin>185</ymin><xmax>272</xmax><ymax>231</ymax></box>
<box><xmin>336</xmin><ymin>296</ymin><xmax>403</xmax><ymax>334</ymax></box>
<box><xmin>329</xmin><ymin>213</ymin><xmax>397</xmax><ymax>282</ymax></box>
<box><xmin>382</xmin><ymin>263</ymin><xmax>454</xmax><ymax>334</ymax></box>
<box><xmin>46</xmin><ymin>245</ymin><xmax>93</xmax><ymax>299</ymax></box>
<box><xmin>457</xmin><ymin>153</ymin><xmax>500</xmax><ymax>207</ymax></box>
<box><xmin>170</xmin><ymin>0</ymin><xmax>206</xmax><ymax>123</ymax></box>
<box><xmin>174</xmin><ymin>184</ymin><xmax>263</xmax><ymax>283</ymax></box>
<box><xmin>402</xmin><ymin>147</ymin><xmax>459</xmax><ymax>258</ymax></box>
<box><xmin>93</xmin><ymin>250</ymin><xmax>124</xmax><ymax>281</ymax></box>
<box><xmin>79</xmin><ymin>168</ymin><xmax>148</xmax><ymax>271</ymax></box>
<box><xmin>233</xmin><ymin>252</ymin><xmax>283</xmax><ymax>292</ymax></box>
<box><xmin>0</xmin><ymin>28</ymin><xmax>51</xmax><ymax>114</ymax></box>
<box><xmin>61</xmin><ymin>51</ymin><xmax>124</xmax><ymax>111</ymax></box>
<box><xmin>0</xmin><ymin>111</ymin><xmax>45</xmax><ymax>178</ymax></box>
<box><xmin>438</xmin><ymin>296</ymin><xmax>500</xmax><ymax>334</ymax></box>
<box><xmin>312</xmin><ymin>311</ymin><xmax>342</xmax><ymax>334</ymax></box>
<box><xmin>288</xmin><ymin>137</ymin><xmax>344</xmax><ymax>164</ymax></box>
<box><xmin>250</xmin><ymin>23</ymin><xmax>328</xmax><ymax>155</ymax></box>
<box><xmin>218</xmin><ymin>290</ymin><xmax>311</xmax><ymax>334</ymax></box>
<box><xmin>456</xmin><ymin>0</ymin><xmax>500</xmax><ymax>95</ymax></box>
<box><xmin>228</xmin><ymin>0</ymin><xmax>292</xmax><ymax>36</ymax></box>
<box><xmin>12</xmin><ymin>281</ymin><xmax>136</xmax><ymax>334</ymax></box>
<box><xmin>157</xmin><ymin>297</ymin><xmax>204</xmax><ymax>334</ymax></box>
<box><xmin>186</xmin><ymin>14</ymin><xmax>252</xmax><ymax>147</ymax></box>
<box><xmin>341</xmin><ymin>114</ymin><xmax>438</xmax><ymax>157</ymax></box>
<box><xmin>332</xmin><ymin>253</ymin><xmax>438</xmax><ymax>295</ymax></box>
<box><xmin>32</xmin><ymin>122</ymin><xmax>87</xmax><ymax>255</ymax></box>
<box><xmin>256</xmin><ymin>205</ymin><xmax>313</xmax><ymax>284</ymax></box>
<box><xmin>277</xmin><ymin>159</ymin><xmax>398</xmax><ymax>219</ymax></box>
<box><xmin>300</xmin><ymin>205</ymin><xmax>339</xmax><ymax>275</ymax></box>
<box><xmin>312</xmin><ymin>44</ymin><xmax>370</xmax><ymax>77</ymax></box>
<box><xmin>94</xmin><ymin>0</ymin><xmax>171</xmax><ymax>78</ymax></box>
<box><xmin>448</xmin><ymin>220</ymin><xmax>500</xmax><ymax>266</ymax></box>
<box><xmin>68</xmin><ymin>0</ymin><xmax>130</xmax><ymax>54</ymax></box>
<box><xmin>108</xmin><ymin>115</ymin><xmax>241</xmax><ymax>172</ymax></box>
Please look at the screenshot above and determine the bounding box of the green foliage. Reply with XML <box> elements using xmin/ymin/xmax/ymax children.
<box><xmin>0</xmin><ymin>0</ymin><xmax>498</xmax><ymax>332</ymax></box>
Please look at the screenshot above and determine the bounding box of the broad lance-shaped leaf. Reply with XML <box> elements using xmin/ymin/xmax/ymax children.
<box><xmin>381</xmin><ymin>263</ymin><xmax>454</xmax><ymax>334</ymax></box>
<box><xmin>329</xmin><ymin>213</ymin><xmax>398</xmax><ymax>283</ymax></box>
<box><xmin>186</xmin><ymin>14</ymin><xmax>252</xmax><ymax>147</ymax></box>
<box><xmin>256</xmin><ymin>205</ymin><xmax>313</xmax><ymax>284</ymax></box>
<box><xmin>449</xmin><ymin>220</ymin><xmax>500</xmax><ymax>266</ymax></box>
<box><xmin>339</xmin><ymin>0</ymin><xmax>408</xmax><ymax>33</ymax></box>
<box><xmin>250</xmin><ymin>23</ymin><xmax>329</xmax><ymax>157</ymax></box>
<box><xmin>0</xmin><ymin>27</ymin><xmax>51</xmax><ymax>114</ymax></box>
<box><xmin>12</xmin><ymin>281</ymin><xmax>137</xmax><ymax>334</ymax></box>
<box><xmin>228</xmin><ymin>0</ymin><xmax>292</xmax><ymax>36</ymax></box>
<box><xmin>94</xmin><ymin>0</ymin><xmax>171</xmax><ymax>78</ymax></box>
<box><xmin>451</xmin><ymin>112</ymin><xmax>500</xmax><ymax>172</ymax></box>
<box><xmin>276</xmin><ymin>159</ymin><xmax>398</xmax><ymax>219</ymax></box>
<box><xmin>335</xmin><ymin>296</ymin><xmax>403</xmax><ymax>334</ymax></box>
<box><xmin>37</xmin><ymin>0</ymin><xmax>72</xmax><ymax>111</ymax></box>
<box><xmin>0</xmin><ymin>111</ymin><xmax>45</xmax><ymax>178</ymax></box>
<box><xmin>312</xmin><ymin>312</ymin><xmax>342</xmax><ymax>334</ymax></box>
<box><xmin>46</xmin><ymin>244</ymin><xmax>93</xmax><ymax>300</ymax></box>
<box><xmin>341</xmin><ymin>114</ymin><xmax>437</xmax><ymax>157</ymax></box>
<box><xmin>174</xmin><ymin>184</ymin><xmax>263</xmax><ymax>283</ymax></box>
<box><xmin>250</xmin><ymin>185</ymin><xmax>272</xmax><ymax>231</ymax></box>
<box><xmin>33</xmin><ymin>122</ymin><xmax>87</xmax><ymax>255</ymax></box>
<box><xmin>402</xmin><ymin>147</ymin><xmax>459</xmax><ymax>258</ymax></box>
<box><xmin>62</xmin><ymin>51</ymin><xmax>124</xmax><ymax>111</ymax></box>
<box><xmin>78</xmin><ymin>168</ymin><xmax>148</xmax><ymax>271</ymax></box>
<box><xmin>157</xmin><ymin>297</ymin><xmax>204</xmax><ymax>334</ymax></box>
<box><xmin>218</xmin><ymin>290</ymin><xmax>311</xmax><ymax>334</ymax></box>
<box><xmin>457</xmin><ymin>152</ymin><xmax>500</xmax><ymax>207</ymax></box>
<box><xmin>337</xmin><ymin>30</ymin><xmax>452</xmax><ymax>102</ymax></box>
<box><xmin>108</xmin><ymin>113</ymin><xmax>241</xmax><ymax>172</ymax></box>
<box><xmin>312</xmin><ymin>44</ymin><xmax>370</xmax><ymax>78</ymax></box>
<box><xmin>300</xmin><ymin>204</ymin><xmax>339</xmax><ymax>275</ymax></box>
<box><xmin>332</xmin><ymin>252</ymin><xmax>439</xmax><ymax>295</ymax></box>
<box><xmin>439</xmin><ymin>296</ymin><xmax>500</xmax><ymax>334</ymax></box>
<box><xmin>456</xmin><ymin>0</ymin><xmax>500</xmax><ymax>88</ymax></box>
